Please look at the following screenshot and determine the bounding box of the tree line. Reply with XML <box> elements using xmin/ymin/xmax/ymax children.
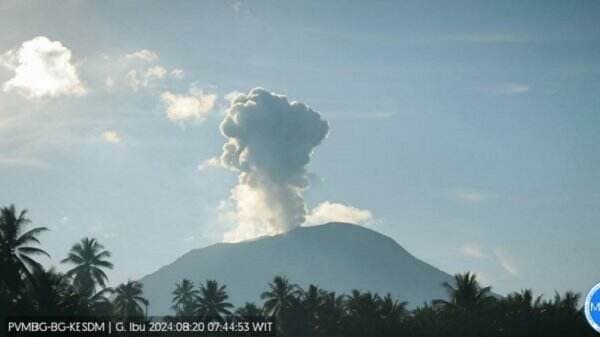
<box><xmin>0</xmin><ymin>204</ymin><xmax>595</xmax><ymax>336</ymax></box>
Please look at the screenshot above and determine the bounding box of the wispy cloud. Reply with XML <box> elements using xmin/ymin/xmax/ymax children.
<box><xmin>143</xmin><ymin>65</ymin><xmax>167</xmax><ymax>86</ymax></box>
<box><xmin>124</xmin><ymin>49</ymin><xmax>158</xmax><ymax>62</ymax></box>
<box><xmin>483</xmin><ymin>82</ymin><xmax>531</xmax><ymax>96</ymax></box>
<box><xmin>459</xmin><ymin>243</ymin><xmax>488</xmax><ymax>259</ymax></box>
<box><xmin>494</xmin><ymin>248</ymin><xmax>519</xmax><ymax>277</ymax></box>
<box><xmin>126</xmin><ymin>66</ymin><xmax>169</xmax><ymax>90</ymax></box>
<box><xmin>460</xmin><ymin>244</ymin><xmax>520</xmax><ymax>279</ymax></box>
<box><xmin>436</xmin><ymin>34</ymin><xmax>528</xmax><ymax>43</ymax></box>
<box><xmin>117</xmin><ymin>49</ymin><xmax>183</xmax><ymax>91</ymax></box>
<box><xmin>0</xmin><ymin>154</ymin><xmax>48</xmax><ymax>168</ymax></box>
<box><xmin>170</xmin><ymin>68</ymin><xmax>184</xmax><ymax>79</ymax></box>
<box><xmin>126</xmin><ymin>70</ymin><xmax>140</xmax><ymax>91</ymax></box>
<box><xmin>452</xmin><ymin>189</ymin><xmax>487</xmax><ymax>204</ymax></box>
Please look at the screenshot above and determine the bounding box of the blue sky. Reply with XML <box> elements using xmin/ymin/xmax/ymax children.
<box><xmin>0</xmin><ymin>0</ymin><xmax>599</xmax><ymax>298</ymax></box>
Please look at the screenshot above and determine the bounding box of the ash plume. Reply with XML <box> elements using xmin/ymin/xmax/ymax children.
<box><xmin>218</xmin><ymin>88</ymin><xmax>329</xmax><ymax>241</ymax></box>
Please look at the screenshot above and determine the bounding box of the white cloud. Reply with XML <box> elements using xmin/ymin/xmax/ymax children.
<box><xmin>144</xmin><ymin>65</ymin><xmax>167</xmax><ymax>85</ymax></box>
<box><xmin>305</xmin><ymin>201</ymin><xmax>373</xmax><ymax>226</ymax></box>
<box><xmin>126</xmin><ymin>70</ymin><xmax>140</xmax><ymax>91</ymax></box>
<box><xmin>125</xmin><ymin>65</ymin><xmax>169</xmax><ymax>90</ymax></box>
<box><xmin>170</xmin><ymin>68</ymin><xmax>184</xmax><ymax>79</ymax></box>
<box><xmin>1</xmin><ymin>36</ymin><xmax>86</xmax><ymax>99</ymax></box>
<box><xmin>124</xmin><ymin>49</ymin><xmax>158</xmax><ymax>62</ymax></box>
<box><xmin>494</xmin><ymin>248</ymin><xmax>519</xmax><ymax>277</ymax></box>
<box><xmin>459</xmin><ymin>243</ymin><xmax>488</xmax><ymax>259</ymax></box>
<box><xmin>101</xmin><ymin>130</ymin><xmax>122</xmax><ymax>143</ymax></box>
<box><xmin>160</xmin><ymin>90</ymin><xmax>217</xmax><ymax>122</ymax></box>
<box><xmin>119</xmin><ymin>49</ymin><xmax>184</xmax><ymax>90</ymax></box>
<box><xmin>453</xmin><ymin>189</ymin><xmax>487</xmax><ymax>203</ymax></box>
<box><xmin>198</xmin><ymin>157</ymin><xmax>221</xmax><ymax>171</ymax></box>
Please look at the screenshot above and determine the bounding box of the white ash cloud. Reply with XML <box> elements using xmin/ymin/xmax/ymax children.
<box><xmin>218</xmin><ymin>88</ymin><xmax>329</xmax><ymax>241</ymax></box>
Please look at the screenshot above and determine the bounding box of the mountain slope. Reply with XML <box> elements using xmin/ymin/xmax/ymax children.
<box><xmin>140</xmin><ymin>223</ymin><xmax>453</xmax><ymax>315</ymax></box>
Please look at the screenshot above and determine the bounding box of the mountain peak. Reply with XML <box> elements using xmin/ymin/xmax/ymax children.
<box><xmin>140</xmin><ymin>223</ymin><xmax>452</xmax><ymax>315</ymax></box>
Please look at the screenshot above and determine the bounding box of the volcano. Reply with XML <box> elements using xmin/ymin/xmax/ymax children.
<box><xmin>140</xmin><ymin>222</ymin><xmax>453</xmax><ymax>315</ymax></box>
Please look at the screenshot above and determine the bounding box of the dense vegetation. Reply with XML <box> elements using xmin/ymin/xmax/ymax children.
<box><xmin>0</xmin><ymin>205</ymin><xmax>595</xmax><ymax>336</ymax></box>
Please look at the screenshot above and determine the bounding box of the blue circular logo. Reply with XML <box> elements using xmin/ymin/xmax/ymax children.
<box><xmin>585</xmin><ymin>282</ymin><xmax>600</xmax><ymax>333</ymax></box>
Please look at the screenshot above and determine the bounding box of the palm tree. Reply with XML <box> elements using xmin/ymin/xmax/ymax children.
<box><xmin>234</xmin><ymin>302</ymin><xmax>262</xmax><ymax>320</ymax></box>
<box><xmin>498</xmin><ymin>289</ymin><xmax>544</xmax><ymax>337</ymax></box>
<box><xmin>503</xmin><ymin>289</ymin><xmax>542</xmax><ymax>314</ymax></box>
<box><xmin>314</xmin><ymin>291</ymin><xmax>345</xmax><ymax>337</ymax></box>
<box><xmin>432</xmin><ymin>272</ymin><xmax>496</xmax><ymax>337</ymax></box>
<box><xmin>378</xmin><ymin>293</ymin><xmax>409</xmax><ymax>336</ymax></box>
<box><xmin>261</xmin><ymin>276</ymin><xmax>302</xmax><ymax>317</ymax></box>
<box><xmin>301</xmin><ymin>285</ymin><xmax>324</xmax><ymax>335</ymax></box>
<box><xmin>171</xmin><ymin>279</ymin><xmax>198</xmax><ymax>316</ymax></box>
<box><xmin>196</xmin><ymin>280</ymin><xmax>233</xmax><ymax>321</ymax></box>
<box><xmin>302</xmin><ymin>284</ymin><xmax>323</xmax><ymax>313</ymax></box>
<box><xmin>28</xmin><ymin>268</ymin><xmax>71</xmax><ymax>316</ymax></box>
<box><xmin>61</xmin><ymin>237</ymin><xmax>113</xmax><ymax>297</ymax></box>
<box><xmin>346</xmin><ymin>290</ymin><xmax>380</xmax><ymax>319</ymax></box>
<box><xmin>409</xmin><ymin>303</ymin><xmax>445</xmax><ymax>337</ymax></box>
<box><xmin>0</xmin><ymin>205</ymin><xmax>49</xmax><ymax>291</ymax></box>
<box><xmin>25</xmin><ymin>267</ymin><xmax>112</xmax><ymax>317</ymax></box>
<box><xmin>83</xmin><ymin>288</ymin><xmax>115</xmax><ymax>316</ymax></box>
<box><xmin>345</xmin><ymin>290</ymin><xmax>382</xmax><ymax>336</ymax></box>
<box><xmin>435</xmin><ymin>272</ymin><xmax>494</xmax><ymax>312</ymax></box>
<box><xmin>379</xmin><ymin>293</ymin><xmax>408</xmax><ymax>321</ymax></box>
<box><xmin>346</xmin><ymin>290</ymin><xmax>380</xmax><ymax>323</ymax></box>
<box><xmin>113</xmin><ymin>281</ymin><xmax>148</xmax><ymax>320</ymax></box>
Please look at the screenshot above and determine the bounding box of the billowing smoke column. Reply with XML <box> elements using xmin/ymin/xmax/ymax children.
<box><xmin>219</xmin><ymin>88</ymin><xmax>329</xmax><ymax>241</ymax></box>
